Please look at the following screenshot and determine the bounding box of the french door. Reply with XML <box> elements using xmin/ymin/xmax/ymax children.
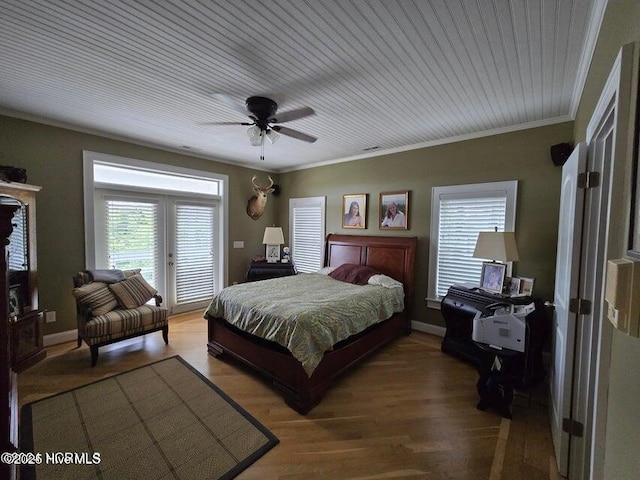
<box><xmin>167</xmin><ymin>198</ymin><xmax>217</xmax><ymax>314</ymax></box>
<box><xmin>96</xmin><ymin>190</ymin><xmax>218</xmax><ymax>314</ymax></box>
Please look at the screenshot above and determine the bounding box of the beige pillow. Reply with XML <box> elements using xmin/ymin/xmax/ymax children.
<box><xmin>109</xmin><ymin>274</ymin><xmax>157</xmax><ymax>309</ymax></box>
<box><xmin>72</xmin><ymin>282</ymin><xmax>118</xmax><ymax>316</ymax></box>
<box><xmin>123</xmin><ymin>268</ymin><xmax>142</xmax><ymax>278</ymax></box>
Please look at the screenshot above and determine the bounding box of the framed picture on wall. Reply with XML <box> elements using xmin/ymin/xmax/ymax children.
<box><xmin>342</xmin><ymin>193</ymin><xmax>367</xmax><ymax>229</ymax></box>
<box><xmin>379</xmin><ymin>191</ymin><xmax>409</xmax><ymax>229</ymax></box>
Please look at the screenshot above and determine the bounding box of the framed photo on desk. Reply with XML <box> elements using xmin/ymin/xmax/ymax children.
<box><xmin>480</xmin><ymin>262</ymin><xmax>506</xmax><ymax>293</ymax></box>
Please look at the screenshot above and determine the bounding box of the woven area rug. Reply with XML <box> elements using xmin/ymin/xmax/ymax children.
<box><xmin>20</xmin><ymin>356</ymin><xmax>278</xmax><ymax>480</ymax></box>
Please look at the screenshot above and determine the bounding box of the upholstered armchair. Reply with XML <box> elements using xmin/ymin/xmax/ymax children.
<box><xmin>72</xmin><ymin>269</ymin><xmax>169</xmax><ymax>366</ymax></box>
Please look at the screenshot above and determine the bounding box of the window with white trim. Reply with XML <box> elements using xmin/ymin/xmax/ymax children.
<box><xmin>289</xmin><ymin>196</ymin><xmax>326</xmax><ymax>273</ymax></box>
<box><xmin>427</xmin><ymin>181</ymin><xmax>518</xmax><ymax>307</ymax></box>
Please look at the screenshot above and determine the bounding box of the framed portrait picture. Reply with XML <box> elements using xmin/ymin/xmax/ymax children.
<box><xmin>520</xmin><ymin>277</ymin><xmax>535</xmax><ymax>296</ymax></box>
<box><xmin>379</xmin><ymin>191</ymin><xmax>409</xmax><ymax>230</ymax></box>
<box><xmin>506</xmin><ymin>277</ymin><xmax>521</xmax><ymax>296</ymax></box>
<box><xmin>342</xmin><ymin>193</ymin><xmax>367</xmax><ymax>229</ymax></box>
<box><xmin>9</xmin><ymin>284</ymin><xmax>22</xmax><ymax>318</ymax></box>
<box><xmin>480</xmin><ymin>262</ymin><xmax>506</xmax><ymax>293</ymax></box>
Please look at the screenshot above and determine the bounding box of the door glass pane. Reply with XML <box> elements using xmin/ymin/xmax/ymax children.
<box><xmin>175</xmin><ymin>202</ymin><xmax>215</xmax><ymax>304</ymax></box>
<box><xmin>105</xmin><ymin>198</ymin><xmax>159</xmax><ymax>288</ymax></box>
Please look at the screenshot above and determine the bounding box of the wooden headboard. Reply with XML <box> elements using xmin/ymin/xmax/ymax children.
<box><xmin>324</xmin><ymin>234</ymin><xmax>417</xmax><ymax>308</ymax></box>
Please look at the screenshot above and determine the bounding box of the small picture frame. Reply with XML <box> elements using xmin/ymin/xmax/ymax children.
<box><xmin>342</xmin><ymin>194</ymin><xmax>367</xmax><ymax>229</ymax></box>
<box><xmin>9</xmin><ymin>284</ymin><xmax>22</xmax><ymax>318</ymax></box>
<box><xmin>379</xmin><ymin>191</ymin><xmax>409</xmax><ymax>229</ymax></box>
<box><xmin>506</xmin><ymin>277</ymin><xmax>522</xmax><ymax>296</ymax></box>
<box><xmin>480</xmin><ymin>262</ymin><xmax>506</xmax><ymax>293</ymax></box>
<box><xmin>520</xmin><ymin>277</ymin><xmax>535</xmax><ymax>296</ymax></box>
<box><xmin>266</xmin><ymin>245</ymin><xmax>281</xmax><ymax>263</ymax></box>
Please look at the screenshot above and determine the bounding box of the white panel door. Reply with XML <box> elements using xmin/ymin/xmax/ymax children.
<box><xmin>550</xmin><ymin>142</ymin><xmax>587</xmax><ymax>477</ymax></box>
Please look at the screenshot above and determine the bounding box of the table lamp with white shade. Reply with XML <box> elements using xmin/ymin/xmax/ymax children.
<box><xmin>263</xmin><ymin>226</ymin><xmax>285</xmax><ymax>263</ymax></box>
<box><xmin>473</xmin><ymin>228</ymin><xmax>519</xmax><ymax>293</ymax></box>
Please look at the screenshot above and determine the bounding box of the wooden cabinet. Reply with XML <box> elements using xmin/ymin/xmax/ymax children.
<box><xmin>1</xmin><ymin>183</ymin><xmax>41</xmax><ymax>479</ymax></box>
<box><xmin>0</xmin><ymin>182</ymin><xmax>44</xmax><ymax>372</ymax></box>
<box><xmin>1</xmin><ymin>204</ymin><xmax>20</xmax><ymax>480</ymax></box>
<box><xmin>10</xmin><ymin>310</ymin><xmax>45</xmax><ymax>372</ymax></box>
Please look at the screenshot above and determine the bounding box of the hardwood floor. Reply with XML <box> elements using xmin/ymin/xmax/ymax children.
<box><xmin>18</xmin><ymin>311</ymin><xmax>560</xmax><ymax>479</ymax></box>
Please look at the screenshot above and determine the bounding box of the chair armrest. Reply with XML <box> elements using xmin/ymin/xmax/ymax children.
<box><xmin>76</xmin><ymin>305</ymin><xmax>93</xmax><ymax>323</ymax></box>
<box><xmin>154</xmin><ymin>294</ymin><xmax>163</xmax><ymax>307</ymax></box>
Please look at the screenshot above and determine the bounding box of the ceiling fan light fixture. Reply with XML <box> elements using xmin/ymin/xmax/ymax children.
<box><xmin>247</xmin><ymin>125</ymin><xmax>262</xmax><ymax>146</ymax></box>
<box><xmin>266</xmin><ymin>129</ymin><xmax>280</xmax><ymax>144</ymax></box>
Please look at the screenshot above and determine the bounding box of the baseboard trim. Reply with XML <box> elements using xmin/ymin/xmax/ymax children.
<box><xmin>44</xmin><ymin>329</ymin><xmax>78</xmax><ymax>347</ymax></box>
<box><xmin>411</xmin><ymin>321</ymin><xmax>446</xmax><ymax>337</ymax></box>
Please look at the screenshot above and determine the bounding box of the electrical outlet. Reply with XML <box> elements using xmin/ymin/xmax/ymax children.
<box><xmin>45</xmin><ymin>311</ymin><xmax>56</xmax><ymax>323</ymax></box>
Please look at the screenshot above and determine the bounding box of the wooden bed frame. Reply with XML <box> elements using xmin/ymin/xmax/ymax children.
<box><xmin>206</xmin><ymin>234</ymin><xmax>417</xmax><ymax>414</ymax></box>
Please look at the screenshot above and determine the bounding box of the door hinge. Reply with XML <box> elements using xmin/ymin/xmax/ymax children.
<box><xmin>569</xmin><ymin>298</ymin><xmax>592</xmax><ymax>315</ymax></box>
<box><xmin>578</xmin><ymin>171</ymin><xmax>601</xmax><ymax>189</ymax></box>
<box><xmin>562</xmin><ymin>418</ymin><xmax>584</xmax><ymax>437</ymax></box>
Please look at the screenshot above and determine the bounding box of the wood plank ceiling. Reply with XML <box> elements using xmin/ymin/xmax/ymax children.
<box><xmin>0</xmin><ymin>0</ymin><xmax>603</xmax><ymax>171</ymax></box>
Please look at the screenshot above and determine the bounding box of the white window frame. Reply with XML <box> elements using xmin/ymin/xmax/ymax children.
<box><xmin>427</xmin><ymin>180</ymin><xmax>518</xmax><ymax>308</ymax></box>
<box><xmin>83</xmin><ymin>151</ymin><xmax>229</xmax><ymax>290</ymax></box>
<box><xmin>288</xmin><ymin>196</ymin><xmax>326</xmax><ymax>273</ymax></box>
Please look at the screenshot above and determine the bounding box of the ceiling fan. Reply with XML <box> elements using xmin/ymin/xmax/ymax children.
<box><xmin>207</xmin><ymin>94</ymin><xmax>317</xmax><ymax>149</ymax></box>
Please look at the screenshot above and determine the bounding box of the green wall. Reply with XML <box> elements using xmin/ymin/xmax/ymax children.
<box><xmin>3</xmin><ymin>2</ymin><xmax>639</xmax><ymax>474</ymax></box>
<box><xmin>278</xmin><ymin>122</ymin><xmax>574</xmax><ymax>326</ymax></box>
<box><xmin>0</xmin><ymin>115</ymin><xmax>278</xmax><ymax>336</ymax></box>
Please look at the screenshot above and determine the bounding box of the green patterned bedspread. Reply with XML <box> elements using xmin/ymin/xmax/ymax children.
<box><xmin>205</xmin><ymin>273</ymin><xmax>405</xmax><ymax>376</ymax></box>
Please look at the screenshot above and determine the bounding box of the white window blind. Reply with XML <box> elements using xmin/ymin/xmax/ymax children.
<box><xmin>428</xmin><ymin>181</ymin><xmax>517</xmax><ymax>306</ymax></box>
<box><xmin>105</xmin><ymin>198</ymin><xmax>159</xmax><ymax>288</ymax></box>
<box><xmin>289</xmin><ymin>197</ymin><xmax>325</xmax><ymax>273</ymax></box>
<box><xmin>175</xmin><ymin>202</ymin><xmax>216</xmax><ymax>304</ymax></box>
<box><xmin>436</xmin><ymin>195</ymin><xmax>507</xmax><ymax>297</ymax></box>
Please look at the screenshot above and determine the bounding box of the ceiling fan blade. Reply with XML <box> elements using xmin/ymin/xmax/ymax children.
<box><xmin>272</xmin><ymin>126</ymin><xmax>317</xmax><ymax>143</ymax></box>
<box><xmin>199</xmin><ymin>121</ymin><xmax>252</xmax><ymax>126</ymax></box>
<box><xmin>212</xmin><ymin>93</ymin><xmax>249</xmax><ymax>116</ymax></box>
<box><xmin>269</xmin><ymin>106</ymin><xmax>315</xmax><ymax>124</ymax></box>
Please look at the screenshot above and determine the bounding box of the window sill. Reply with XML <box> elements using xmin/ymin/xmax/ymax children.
<box><xmin>425</xmin><ymin>297</ymin><xmax>442</xmax><ymax>310</ymax></box>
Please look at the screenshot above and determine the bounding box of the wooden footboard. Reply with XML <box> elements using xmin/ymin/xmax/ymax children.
<box><xmin>207</xmin><ymin>234</ymin><xmax>417</xmax><ymax>414</ymax></box>
<box><xmin>207</xmin><ymin>311</ymin><xmax>408</xmax><ymax>413</ymax></box>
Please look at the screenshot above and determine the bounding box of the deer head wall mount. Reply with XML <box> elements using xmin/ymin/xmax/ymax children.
<box><xmin>246</xmin><ymin>175</ymin><xmax>275</xmax><ymax>220</ymax></box>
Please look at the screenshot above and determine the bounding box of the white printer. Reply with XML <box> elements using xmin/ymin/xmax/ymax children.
<box><xmin>472</xmin><ymin>303</ymin><xmax>534</xmax><ymax>352</ymax></box>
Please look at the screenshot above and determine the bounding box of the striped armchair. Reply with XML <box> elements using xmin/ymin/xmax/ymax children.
<box><xmin>72</xmin><ymin>269</ymin><xmax>169</xmax><ymax>366</ymax></box>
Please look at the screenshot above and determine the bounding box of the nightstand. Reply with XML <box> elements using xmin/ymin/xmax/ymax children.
<box><xmin>246</xmin><ymin>261</ymin><xmax>297</xmax><ymax>282</ymax></box>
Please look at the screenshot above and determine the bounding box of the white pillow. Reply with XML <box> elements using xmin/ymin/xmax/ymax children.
<box><xmin>316</xmin><ymin>266</ymin><xmax>337</xmax><ymax>275</ymax></box>
<box><xmin>368</xmin><ymin>274</ymin><xmax>403</xmax><ymax>289</ymax></box>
